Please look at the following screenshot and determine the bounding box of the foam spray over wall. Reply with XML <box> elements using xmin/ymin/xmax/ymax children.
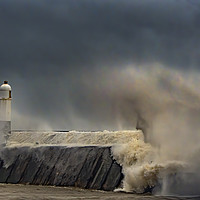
<box><xmin>98</xmin><ymin>65</ymin><xmax>200</xmax><ymax>195</ymax></box>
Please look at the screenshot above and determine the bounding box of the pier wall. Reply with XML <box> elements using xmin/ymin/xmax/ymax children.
<box><xmin>0</xmin><ymin>146</ymin><xmax>123</xmax><ymax>191</ymax></box>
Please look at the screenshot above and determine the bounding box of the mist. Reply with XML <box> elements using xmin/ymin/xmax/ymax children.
<box><xmin>109</xmin><ymin>65</ymin><xmax>200</xmax><ymax>194</ymax></box>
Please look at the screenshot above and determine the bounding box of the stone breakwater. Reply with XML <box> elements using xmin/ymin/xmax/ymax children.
<box><xmin>2</xmin><ymin>130</ymin><xmax>196</xmax><ymax>195</ymax></box>
<box><xmin>0</xmin><ymin>146</ymin><xmax>123</xmax><ymax>191</ymax></box>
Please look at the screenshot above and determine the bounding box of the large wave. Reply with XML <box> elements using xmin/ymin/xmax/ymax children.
<box><xmin>7</xmin><ymin>65</ymin><xmax>200</xmax><ymax>195</ymax></box>
<box><xmin>7</xmin><ymin>129</ymin><xmax>200</xmax><ymax>195</ymax></box>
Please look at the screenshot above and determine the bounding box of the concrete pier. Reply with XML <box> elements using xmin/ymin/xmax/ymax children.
<box><xmin>0</xmin><ymin>146</ymin><xmax>123</xmax><ymax>191</ymax></box>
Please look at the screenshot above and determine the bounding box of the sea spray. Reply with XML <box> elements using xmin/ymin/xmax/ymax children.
<box><xmin>120</xmin><ymin>161</ymin><xmax>186</xmax><ymax>194</ymax></box>
<box><xmin>9</xmin><ymin>66</ymin><xmax>200</xmax><ymax>195</ymax></box>
<box><xmin>111</xmin><ymin>131</ymin><xmax>187</xmax><ymax>194</ymax></box>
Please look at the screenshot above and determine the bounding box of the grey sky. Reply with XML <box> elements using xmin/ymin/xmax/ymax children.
<box><xmin>0</xmin><ymin>0</ymin><xmax>200</xmax><ymax>130</ymax></box>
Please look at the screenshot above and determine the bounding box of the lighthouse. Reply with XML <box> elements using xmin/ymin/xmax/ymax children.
<box><xmin>0</xmin><ymin>81</ymin><xmax>11</xmax><ymax>146</ymax></box>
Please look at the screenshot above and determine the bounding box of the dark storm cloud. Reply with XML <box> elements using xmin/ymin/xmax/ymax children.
<box><xmin>0</xmin><ymin>0</ymin><xmax>200</xmax><ymax>129</ymax></box>
<box><xmin>1</xmin><ymin>0</ymin><xmax>200</xmax><ymax>70</ymax></box>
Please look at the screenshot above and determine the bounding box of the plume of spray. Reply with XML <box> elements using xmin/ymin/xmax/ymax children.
<box><xmin>8</xmin><ymin>63</ymin><xmax>200</xmax><ymax>195</ymax></box>
<box><xmin>84</xmin><ymin>64</ymin><xmax>200</xmax><ymax>195</ymax></box>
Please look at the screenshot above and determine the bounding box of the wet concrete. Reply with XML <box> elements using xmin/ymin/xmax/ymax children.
<box><xmin>0</xmin><ymin>184</ymin><xmax>199</xmax><ymax>200</ymax></box>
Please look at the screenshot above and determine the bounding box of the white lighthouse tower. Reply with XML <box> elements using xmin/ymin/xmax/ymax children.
<box><xmin>0</xmin><ymin>81</ymin><xmax>11</xmax><ymax>146</ymax></box>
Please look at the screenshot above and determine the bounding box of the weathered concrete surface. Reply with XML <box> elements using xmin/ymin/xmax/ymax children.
<box><xmin>0</xmin><ymin>146</ymin><xmax>122</xmax><ymax>191</ymax></box>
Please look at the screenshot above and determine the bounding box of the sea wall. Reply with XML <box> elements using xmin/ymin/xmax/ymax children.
<box><xmin>0</xmin><ymin>146</ymin><xmax>123</xmax><ymax>191</ymax></box>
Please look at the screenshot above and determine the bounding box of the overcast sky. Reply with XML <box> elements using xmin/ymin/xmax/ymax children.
<box><xmin>1</xmin><ymin>0</ymin><xmax>200</xmax><ymax>130</ymax></box>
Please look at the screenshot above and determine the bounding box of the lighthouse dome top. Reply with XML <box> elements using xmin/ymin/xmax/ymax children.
<box><xmin>0</xmin><ymin>81</ymin><xmax>11</xmax><ymax>91</ymax></box>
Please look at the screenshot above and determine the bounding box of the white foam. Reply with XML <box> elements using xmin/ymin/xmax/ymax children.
<box><xmin>7</xmin><ymin>130</ymin><xmax>143</xmax><ymax>147</ymax></box>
